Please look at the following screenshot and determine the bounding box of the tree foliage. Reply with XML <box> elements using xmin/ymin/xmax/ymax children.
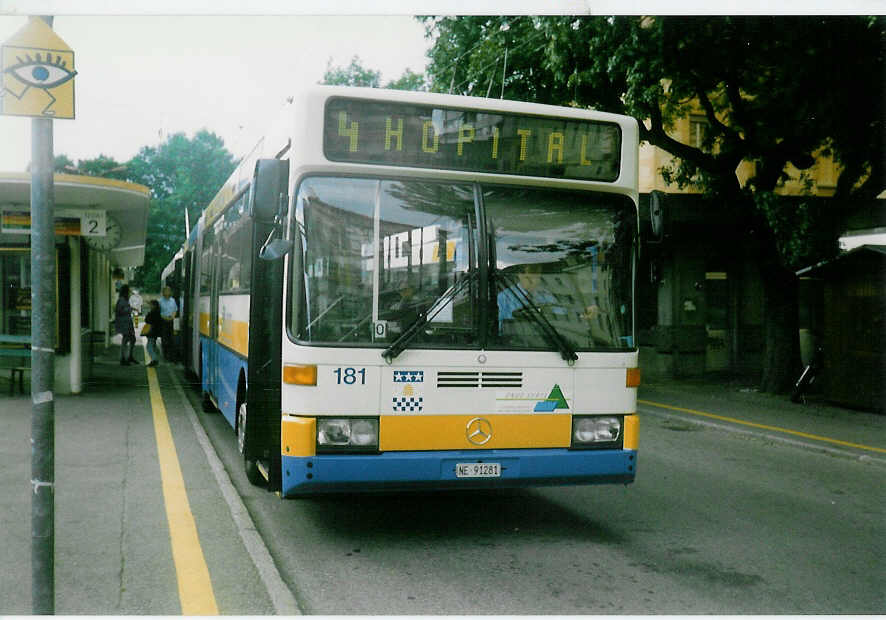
<box><xmin>321</xmin><ymin>55</ymin><xmax>427</xmax><ymax>91</ymax></box>
<box><xmin>385</xmin><ymin>68</ymin><xmax>428</xmax><ymax>92</ymax></box>
<box><xmin>322</xmin><ymin>55</ymin><xmax>382</xmax><ymax>87</ymax></box>
<box><xmin>424</xmin><ymin>16</ymin><xmax>881</xmax><ymax>207</ymax></box>
<box><xmin>62</xmin><ymin>132</ymin><xmax>237</xmax><ymax>292</ymax></box>
<box><xmin>422</xmin><ymin>15</ymin><xmax>884</xmax><ymax>391</ymax></box>
<box><xmin>53</xmin><ymin>153</ymin><xmax>129</xmax><ymax>180</ymax></box>
<box><xmin>125</xmin><ymin>130</ymin><xmax>236</xmax><ymax>291</ymax></box>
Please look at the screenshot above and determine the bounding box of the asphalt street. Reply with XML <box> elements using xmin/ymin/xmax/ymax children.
<box><xmin>1</xmin><ymin>344</ymin><xmax>883</xmax><ymax>614</ymax></box>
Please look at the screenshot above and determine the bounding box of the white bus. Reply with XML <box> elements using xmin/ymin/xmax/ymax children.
<box><xmin>182</xmin><ymin>86</ymin><xmax>641</xmax><ymax>496</ymax></box>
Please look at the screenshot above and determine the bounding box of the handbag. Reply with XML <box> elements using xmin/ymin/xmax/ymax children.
<box><xmin>141</xmin><ymin>323</ymin><xmax>152</xmax><ymax>336</ymax></box>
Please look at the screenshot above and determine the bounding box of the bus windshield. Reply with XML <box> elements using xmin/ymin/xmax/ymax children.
<box><xmin>291</xmin><ymin>177</ymin><xmax>635</xmax><ymax>352</ymax></box>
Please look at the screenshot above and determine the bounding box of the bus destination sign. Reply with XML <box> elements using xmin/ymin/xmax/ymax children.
<box><xmin>324</xmin><ymin>98</ymin><xmax>622</xmax><ymax>182</ymax></box>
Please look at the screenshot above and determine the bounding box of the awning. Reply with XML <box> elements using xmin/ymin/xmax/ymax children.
<box><xmin>0</xmin><ymin>172</ymin><xmax>150</xmax><ymax>267</ymax></box>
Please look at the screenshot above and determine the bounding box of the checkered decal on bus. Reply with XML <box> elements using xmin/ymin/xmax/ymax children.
<box><xmin>393</xmin><ymin>396</ymin><xmax>424</xmax><ymax>412</ymax></box>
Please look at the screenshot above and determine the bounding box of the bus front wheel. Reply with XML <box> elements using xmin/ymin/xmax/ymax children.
<box><xmin>237</xmin><ymin>402</ymin><xmax>264</xmax><ymax>487</ymax></box>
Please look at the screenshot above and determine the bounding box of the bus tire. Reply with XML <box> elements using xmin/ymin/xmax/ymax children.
<box><xmin>238</xmin><ymin>402</ymin><xmax>264</xmax><ymax>487</ymax></box>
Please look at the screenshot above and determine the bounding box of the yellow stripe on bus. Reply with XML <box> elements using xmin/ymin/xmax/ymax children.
<box><xmin>147</xmin><ymin>367</ymin><xmax>219</xmax><ymax>615</ymax></box>
<box><xmin>282</xmin><ymin>415</ymin><xmax>316</xmax><ymax>457</ymax></box>
<box><xmin>198</xmin><ymin>313</ymin><xmax>248</xmax><ymax>356</ymax></box>
<box><xmin>623</xmin><ymin>414</ymin><xmax>639</xmax><ymax>450</ymax></box>
<box><xmin>282</xmin><ymin>414</ymin><xmax>640</xmax><ymax>454</ymax></box>
<box><xmin>382</xmin><ymin>414</ymin><xmax>572</xmax><ymax>451</ymax></box>
<box><xmin>217</xmin><ymin>317</ymin><xmax>249</xmax><ymax>356</ymax></box>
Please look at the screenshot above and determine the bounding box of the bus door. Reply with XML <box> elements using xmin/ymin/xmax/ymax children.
<box><xmin>208</xmin><ymin>221</ymin><xmax>222</xmax><ymax>401</ymax></box>
<box><xmin>245</xmin><ymin>159</ymin><xmax>289</xmax><ymax>491</ymax></box>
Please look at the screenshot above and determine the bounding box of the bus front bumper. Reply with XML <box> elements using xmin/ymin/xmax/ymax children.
<box><xmin>280</xmin><ymin>448</ymin><xmax>636</xmax><ymax>497</ymax></box>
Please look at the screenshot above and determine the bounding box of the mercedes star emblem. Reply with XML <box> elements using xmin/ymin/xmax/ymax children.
<box><xmin>466</xmin><ymin>417</ymin><xmax>493</xmax><ymax>446</ymax></box>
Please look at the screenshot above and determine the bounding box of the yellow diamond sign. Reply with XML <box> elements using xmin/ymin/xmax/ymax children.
<box><xmin>1</xmin><ymin>17</ymin><xmax>76</xmax><ymax>119</ymax></box>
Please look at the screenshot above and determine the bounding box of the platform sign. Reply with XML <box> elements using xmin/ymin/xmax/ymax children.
<box><xmin>1</xmin><ymin>17</ymin><xmax>76</xmax><ymax>119</ymax></box>
<box><xmin>1</xmin><ymin>207</ymin><xmax>104</xmax><ymax>235</ymax></box>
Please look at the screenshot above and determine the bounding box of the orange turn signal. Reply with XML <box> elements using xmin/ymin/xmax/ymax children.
<box><xmin>626</xmin><ymin>367</ymin><xmax>642</xmax><ymax>388</ymax></box>
<box><xmin>283</xmin><ymin>364</ymin><xmax>317</xmax><ymax>386</ymax></box>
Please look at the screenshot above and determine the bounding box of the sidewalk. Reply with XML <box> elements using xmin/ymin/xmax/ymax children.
<box><xmin>639</xmin><ymin>373</ymin><xmax>886</xmax><ymax>462</ymax></box>
<box><xmin>0</xmin><ymin>342</ymin><xmax>279</xmax><ymax>614</ymax></box>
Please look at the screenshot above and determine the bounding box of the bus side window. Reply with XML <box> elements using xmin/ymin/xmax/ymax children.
<box><xmin>220</xmin><ymin>194</ymin><xmax>252</xmax><ymax>293</ymax></box>
<box><xmin>200</xmin><ymin>227</ymin><xmax>214</xmax><ymax>295</ymax></box>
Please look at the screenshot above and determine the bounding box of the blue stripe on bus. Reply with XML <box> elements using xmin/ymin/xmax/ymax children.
<box><xmin>200</xmin><ymin>335</ymin><xmax>247</xmax><ymax>428</ymax></box>
<box><xmin>280</xmin><ymin>449</ymin><xmax>636</xmax><ymax>496</ymax></box>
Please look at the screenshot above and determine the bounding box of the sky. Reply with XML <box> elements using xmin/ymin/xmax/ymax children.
<box><xmin>0</xmin><ymin>13</ymin><xmax>432</xmax><ymax>171</ymax></box>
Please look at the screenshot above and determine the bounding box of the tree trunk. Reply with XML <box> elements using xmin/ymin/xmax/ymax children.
<box><xmin>759</xmin><ymin>259</ymin><xmax>802</xmax><ymax>394</ymax></box>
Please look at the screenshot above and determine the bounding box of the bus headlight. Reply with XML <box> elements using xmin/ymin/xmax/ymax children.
<box><xmin>571</xmin><ymin>416</ymin><xmax>623</xmax><ymax>449</ymax></box>
<box><xmin>317</xmin><ymin>418</ymin><xmax>379</xmax><ymax>452</ymax></box>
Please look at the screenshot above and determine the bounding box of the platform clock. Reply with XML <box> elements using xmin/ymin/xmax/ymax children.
<box><xmin>85</xmin><ymin>215</ymin><xmax>122</xmax><ymax>251</ymax></box>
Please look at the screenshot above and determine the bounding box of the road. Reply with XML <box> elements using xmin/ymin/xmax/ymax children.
<box><xmin>179</xmin><ymin>372</ymin><xmax>885</xmax><ymax>614</ymax></box>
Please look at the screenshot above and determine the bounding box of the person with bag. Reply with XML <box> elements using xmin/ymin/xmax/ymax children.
<box><xmin>142</xmin><ymin>299</ymin><xmax>162</xmax><ymax>367</ymax></box>
<box><xmin>158</xmin><ymin>286</ymin><xmax>178</xmax><ymax>362</ymax></box>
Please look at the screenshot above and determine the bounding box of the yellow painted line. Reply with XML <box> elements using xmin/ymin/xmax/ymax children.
<box><xmin>147</xmin><ymin>366</ymin><xmax>219</xmax><ymax>615</ymax></box>
<box><xmin>638</xmin><ymin>399</ymin><xmax>886</xmax><ymax>455</ymax></box>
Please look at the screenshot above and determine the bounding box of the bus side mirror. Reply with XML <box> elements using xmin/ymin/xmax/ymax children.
<box><xmin>648</xmin><ymin>190</ymin><xmax>665</xmax><ymax>242</ymax></box>
<box><xmin>251</xmin><ymin>159</ymin><xmax>289</xmax><ymax>224</ymax></box>
<box><xmin>259</xmin><ymin>238</ymin><xmax>293</xmax><ymax>261</ymax></box>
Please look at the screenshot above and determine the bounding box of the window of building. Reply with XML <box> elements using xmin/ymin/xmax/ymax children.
<box><xmin>689</xmin><ymin>115</ymin><xmax>708</xmax><ymax>149</ymax></box>
<box><xmin>1</xmin><ymin>249</ymin><xmax>31</xmax><ymax>335</ymax></box>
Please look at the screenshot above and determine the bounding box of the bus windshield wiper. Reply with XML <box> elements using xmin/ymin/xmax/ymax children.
<box><xmin>382</xmin><ymin>270</ymin><xmax>479</xmax><ymax>363</ymax></box>
<box><xmin>495</xmin><ymin>269</ymin><xmax>578</xmax><ymax>363</ymax></box>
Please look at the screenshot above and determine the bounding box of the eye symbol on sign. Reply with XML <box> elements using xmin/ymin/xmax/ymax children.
<box><xmin>466</xmin><ymin>417</ymin><xmax>493</xmax><ymax>446</ymax></box>
<box><xmin>2</xmin><ymin>52</ymin><xmax>77</xmax><ymax>116</ymax></box>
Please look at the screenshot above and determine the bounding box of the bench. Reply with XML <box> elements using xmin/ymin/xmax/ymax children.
<box><xmin>0</xmin><ymin>340</ymin><xmax>31</xmax><ymax>396</ymax></box>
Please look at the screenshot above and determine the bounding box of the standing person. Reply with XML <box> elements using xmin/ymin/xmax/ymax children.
<box><xmin>115</xmin><ymin>285</ymin><xmax>138</xmax><ymax>366</ymax></box>
<box><xmin>142</xmin><ymin>299</ymin><xmax>162</xmax><ymax>367</ymax></box>
<box><xmin>158</xmin><ymin>286</ymin><xmax>178</xmax><ymax>362</ymax></box>
<box><xmin>129</xmin><ymin>288</ymin><xmax>143</xmax><ymax>315</ymax></box>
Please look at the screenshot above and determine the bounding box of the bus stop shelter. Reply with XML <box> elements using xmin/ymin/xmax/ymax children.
<box><xmin>797</xmin><ymin>244</ymin><xmax>886</xmax><ymax>412</ymax></box>
<box><xmin>0</xmin><ymin>172</ymin><xmax>149</xmax><ymax>394</ymax></box>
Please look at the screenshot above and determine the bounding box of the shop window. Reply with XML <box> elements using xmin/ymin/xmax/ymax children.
<box><xmin>1</xmin><ymin>249</ymin><xmax>31</xmax><ymax>336</ymax></box>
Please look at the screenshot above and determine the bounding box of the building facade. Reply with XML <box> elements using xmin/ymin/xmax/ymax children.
<box><xmin>635</xmin><ymin>114</ymin><xmax>883</xmax><ymax>381</ymax></box>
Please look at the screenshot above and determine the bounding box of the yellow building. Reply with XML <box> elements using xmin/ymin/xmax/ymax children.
<box><xmin>639</xmin><ymin>113</ymin><xmax>842</xmax><ymax>197</ymax></box>
<box><xmin>636</xmin><ymin>110</ymin><xmax>880</xmax><ymax>380</ymax></box>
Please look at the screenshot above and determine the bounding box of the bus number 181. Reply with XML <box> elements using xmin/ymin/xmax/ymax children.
<box><xmin>334</xmin><ymin>367</ymin><xmax>366</xmax><ymax>385</ymax></box>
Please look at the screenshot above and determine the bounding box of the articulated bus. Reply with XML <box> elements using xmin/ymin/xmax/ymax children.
<box><xmin>181</xmin><ymin>86</ymin><xmax>641</xmax><ymax>496</ymax></box>
<box><xmin>160</xmin><ymin>247</ymin><xmax>183</xmax><ymax>293</ymax></box>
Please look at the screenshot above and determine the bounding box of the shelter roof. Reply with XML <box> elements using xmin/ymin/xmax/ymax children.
<box><xmin>0</xmin><ymin>172</ymin><xmax>150</xmax><ymax>267</ymax></box>
<box><xmin>796</xmin><ymin>244</ymin><xmax>886</xmax><ymax>277</ymax></box>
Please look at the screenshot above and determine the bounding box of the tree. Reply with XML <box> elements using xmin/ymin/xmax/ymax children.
<box><xmin>422</xmin><ymin>15</ymin><xmax>884</xmax><ymax>392</ymax></box>
<box><xmin>53</xmin><ymin>154</ymin><xmax>75</xmax><ymax>173</ymax></box>
<box><xmin>322</xmin><ymin>55</ymin><xmax>382</xmax><ymax>87</ymax></box>
<box><xmin>385</xmin><ymin>68</ymin><xmax>428</xmax><ymax>92</ymax></box>
<box><xmin>54</xmin><ymin>153</ymin><xmax>129</xmax><ymax>180</ymax></box>
<box><xmin>321</xmin><ymin>55</ymin><xmax>427</xmax><ymax>91</ymax></box>
<box><xmin>124</xmin><ymin>130</ymin><xmax>237</xmax><ymax>291</ymax></box>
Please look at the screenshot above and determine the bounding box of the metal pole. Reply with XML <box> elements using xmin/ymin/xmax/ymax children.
<box><xmin>31</xmin><ymin>15</ymin><xmax>56</xmax><ymax>614</ymax></box>
<box><xmin>500</xmin><ymin>46</ymin><xmax>508</xmax><ymax>99</ymax></box>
